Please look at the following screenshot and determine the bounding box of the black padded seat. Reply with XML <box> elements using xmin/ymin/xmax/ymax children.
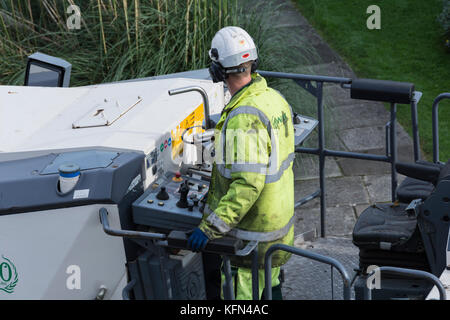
<box><xmin>353</xmin><ymin>203</ymin><xmax>430</xmax><ymax>271</ymax></box>
<box><xmin>396</xmin><ymin>177</ymin><xmax>435</xmax><ymax>203</ymax></box>
<box><xmin>353</xmin><ymin>203</ymin><xmax>416</xmax><ymax>251</ymax></box>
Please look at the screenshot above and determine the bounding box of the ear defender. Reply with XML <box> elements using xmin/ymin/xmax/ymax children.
<box><xmin>209</xmin><ymin>61</ymin><xmax>227</xmax><ymax>83</ymax></box>
<box><xmin>209</xmin><ymin>62</ymin><xmax>248</xmax><ymax>83</ymax></box>
<box><xmin>251</xmin><ymin>59</ymin><xmax>259</xmax><ymax>73</ymax></box>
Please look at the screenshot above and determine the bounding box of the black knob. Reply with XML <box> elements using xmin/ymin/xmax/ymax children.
<box><xmin>176</xmin><ymin>181</ymin><xmax>189</xmax><ymax>208</ymax></box>
<box><xmin>188</xmin><ymin>202</ymin><xmax>194</xmax><ymax>212</ymax></box>
<box><xmin>156</xmin><ymin>186</ymin><xmax>169</xmax><ymax>200</ymax></box>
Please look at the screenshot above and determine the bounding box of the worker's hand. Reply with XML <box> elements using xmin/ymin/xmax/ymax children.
<box><xmin>187</xmin><ymin>228</ymin><xmax>209</xmax><ymax>252</ymax></box>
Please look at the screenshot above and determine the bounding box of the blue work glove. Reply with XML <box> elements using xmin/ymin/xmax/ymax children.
<box><xmin>187</xmin><ymin>228</ymin><xmax>209</xmax><ymax>252</ymax></box>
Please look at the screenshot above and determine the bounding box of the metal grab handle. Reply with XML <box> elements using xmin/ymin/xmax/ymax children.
<box><xmin>234</xmin><ymin>240</ymin><xmax>259</xmax><ymax>300</ymax></box>
<box><xmin>367</xmin><ymin>266</ymin><xmax>447</xmax><ymax>301</ymax></box>
<box><xmin>221</xmin><ymin>241</ymin><xmax>260</xmax><ymax>301</ymax></box>
<box><xmin>99</xmin><ymin>208</ymin><xmax>166</xmax><ymax>240</ymax></box>
<box><xmin>168</xmin><ymin>86</ymin><xmax>212</xmax><ymax>130</ymax></box>
<box><xmin>264</xmin><ymin>244</ymin><xmax>351</xmax><ymax>300</ymax></box>
<box><xmin>122</xmin><ymin>279</ymin><xmax>136</xmax><ymax>300</ymax></box>
<box><xmin>432</xmin><ymin>93</ymin><xmax>450</xmax><ymax>163</ymax></box>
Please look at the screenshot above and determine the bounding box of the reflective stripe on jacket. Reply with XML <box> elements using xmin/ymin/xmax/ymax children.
<box><xmin>199</xmin><ymin>73</ymin><xmax>295</xmax><ymax>269</ymax></box>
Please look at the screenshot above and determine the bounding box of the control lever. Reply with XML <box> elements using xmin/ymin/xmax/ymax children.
<box><xmin>156</xmin><ymin>186</ymin><xmax>169</xmax><ymax>200</ymax></box>
<box><xmin>176</xmin><ymin>181</ymin><xmax>189</xmax><ymax>208</ymax></box>
<box><xmin>293</xmin><ymin>112</ymin><xmax>301</xmax><ymax>124</ymax></box>
<box><xmin>199</xmin><ymin>191</ymin><xmax>208</xmax><ymax>213</ymax></box>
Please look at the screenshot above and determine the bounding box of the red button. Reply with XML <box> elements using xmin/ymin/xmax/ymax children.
<box><xmin>175</xmin><ymin>172</ymin><xmax>181</xmax><ymax>178</ymax></box>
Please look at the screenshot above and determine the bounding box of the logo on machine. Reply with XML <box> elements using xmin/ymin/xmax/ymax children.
<box><xmin>0</xmin><ymin>255</ymin><xmax>18</xmax><ymax>294</ymax></box>
<box><xmin>160</xmin><ymin>138</ymin><xmax>172</xmax><ymax>152</ymax></box>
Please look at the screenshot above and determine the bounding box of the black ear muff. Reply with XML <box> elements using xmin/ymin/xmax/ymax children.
<box><xmin>209</xmin><ymin>61</ymin><xmax>227</xmax><ymax>83</ymax></box>
<box><xmin>251</xmin><ymin>59</ymin><xmax>259</xmax><ymax>73</ymax></box>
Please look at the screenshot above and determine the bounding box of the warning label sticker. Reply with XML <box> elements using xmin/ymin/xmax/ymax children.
<box><xmin>171</xmin><ymin>104</ymin><xmax>204</xmax><ymax>159</ymax></box>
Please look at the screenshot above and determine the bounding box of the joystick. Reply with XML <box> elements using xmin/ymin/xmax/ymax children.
<box><xmin>176</xmin><ymin>181</ymin><xmax>189</xmax><ymax>208</ymax></box>
<box><xmin>156</xmin><ymin>186</ymin><xmax>169</xmax><ymax>200</ymax></box>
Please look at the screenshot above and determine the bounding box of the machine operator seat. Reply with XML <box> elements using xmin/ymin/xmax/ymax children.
<box><xmin>396</xmin><ymin>161</ymin><xmax>443</xmax><ymax>204</ymax></box>
<box><xmin>352</xmin><ymin>160</ymin><xmax>450</xmax><ymax>274</ymax></box>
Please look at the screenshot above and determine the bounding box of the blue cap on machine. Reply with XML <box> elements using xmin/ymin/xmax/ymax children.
<box><xmin>58</xmin><ymin>163</ymin><xmax>81</xmax><ymax>178</ymax></box>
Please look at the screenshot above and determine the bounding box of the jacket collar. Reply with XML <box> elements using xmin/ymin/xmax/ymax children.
<box><xmin>223</xmin><ymin>73</ymin><xmax>267</xmax><ymax>114</ymax></box>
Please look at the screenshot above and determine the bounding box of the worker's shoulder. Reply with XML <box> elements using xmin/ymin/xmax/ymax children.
<box><xmin>244</xmin><ymin>85</ymin><xmax>288</xmax><ymax>105</ymax></box>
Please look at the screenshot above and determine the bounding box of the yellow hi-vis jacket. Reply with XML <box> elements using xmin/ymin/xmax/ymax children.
<box><xmin>199</xmin><ymin>73</ymin><xmax>295</xmax><ymax>269</ymax></box>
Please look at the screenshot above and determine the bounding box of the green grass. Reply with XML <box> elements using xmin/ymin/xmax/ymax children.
<box><xmin>294</xmin><ymin>0</ymin><xmax>450</xmax><ymax>161</ymax></box>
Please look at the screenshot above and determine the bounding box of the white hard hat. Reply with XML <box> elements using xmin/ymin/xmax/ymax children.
<box><xmin>209</xmin><ymin>26</ymin><xmax>258</xmax><ymax>68</ymax></box>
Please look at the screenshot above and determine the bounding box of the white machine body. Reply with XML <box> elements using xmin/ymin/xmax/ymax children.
<box><xmin>0</xmin><ymin>77</ymin><xmax>224</xmax><ymax>299</ymax></box>
<box><xmin>0</xmin><ymin>78</ymin><xmax>223</xmax><ymax>184</ymax></box>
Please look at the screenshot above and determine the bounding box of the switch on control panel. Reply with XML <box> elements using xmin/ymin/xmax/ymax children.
<box><xmin>132</xmin><ymin>171</ymin><xmax>210</xmax><ymax>231</ymax></box>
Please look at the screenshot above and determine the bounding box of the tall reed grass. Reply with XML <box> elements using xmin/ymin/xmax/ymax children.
<box><xmin>0</xmin><ymin>0</ymin><xmax>329</xmax><ymax>179</ymax></box>
<box><xmin>0</xmin><ymin>0</ymin><xmax>317</xmax><ymax>87</ymax></box>
<box><xmin>0</xmin><ymin>0</ymin><xmax>240</xmax><ymax>85</ymax></box>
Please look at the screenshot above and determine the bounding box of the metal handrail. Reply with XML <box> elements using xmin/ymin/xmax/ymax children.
<box><xmin>432</xmin><ymin>93</ymin><xmax>450</xmax><ymax>163</ymax></box>
<box><xmin>99</xmin><ymin>207</ymin><xmax>260</xmax><ymax>300</ymax></box>
<box><xmin>366</xmin><ymin>266</ymin><xmax>447</xmax><ymax>300</ymax></box>
<box><xmin>168</xmin><ymin>86</ymin><xmax>212</xmax><ymax>130</ymax></box>
<box><xmin>259</xmin><ymin>70</ymin><xmax>352</xmax><ymax>85</ymax></box>
<box><xmin>99</xmin><ymin>207</ymin><xmax>166</xmax><ymax>240</ymax></box>
<box><xmin>258</xmin><ymin>70</ymin><xmax>429</xmax><ymax>237</ymax></box>
<box><xmin>264</xmin><ymin>244</ymin><xmax>351</xmax><ymax>300</ymax></box>
<box><xmin>261</xmin><ymin>71</ymin><xmax>401</xmax><ymax>236</ymax></box>
<box><xmin>220</xmin><ymin>241</ymin><xmax>260</xmax><ymax>300</ymax></box>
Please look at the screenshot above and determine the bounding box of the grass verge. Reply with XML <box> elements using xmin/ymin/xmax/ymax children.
<box><xmin>294</xmin><ymin>0</ymin><xmax>450</xmax><ymax>161</ymax></box>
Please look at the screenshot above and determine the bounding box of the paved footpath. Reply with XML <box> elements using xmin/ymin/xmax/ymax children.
<box><xmin>238</xmin><ymin>0</ymin><xmax>418</xmax><ymax>299</ymax></box>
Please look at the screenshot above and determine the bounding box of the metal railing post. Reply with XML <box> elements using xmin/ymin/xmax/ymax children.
<box><xmin>390</xmin><ymin>103</ymin><xmax>398</xmax><ymax>202</ymax></box>
<box><xmin>410</xmin><ymin>93</ymin><xmax>421</xmax><ymax>161</ymax></box>
<box><xmin>432</xmin><ymin>93</ymin><xmax>450</xmax><ymax>163</ymax></box>
<box><xmin>222</xmin><ymin>255</ymin><xmax>235</xmax><ymax>300</ymax></box>
<box><xmin>264</xmin><ymin>244</ymin><xmax>351</xmax><ymax>300</ymax></box>
<box><xmin>317</xmin><ymin>82</ymin><xmax>326</xmax><ymax>237</ymax></box>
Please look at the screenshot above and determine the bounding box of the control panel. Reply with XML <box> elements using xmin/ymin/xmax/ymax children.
<box><xmin>293</xmin><ymin>114</ymin><xmax>318</xmax><ymax>146</ymax></box>
<box><xmin>132</xmin><ymin>171</ymin><xmax>210</xmax><ymax>231</ymax></box>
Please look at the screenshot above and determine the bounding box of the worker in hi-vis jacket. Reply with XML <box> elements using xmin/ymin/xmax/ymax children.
<box><xmin>188</xmin><ymin>26</ymin><xmax>295</xmax><ymax>300</ymax></box>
